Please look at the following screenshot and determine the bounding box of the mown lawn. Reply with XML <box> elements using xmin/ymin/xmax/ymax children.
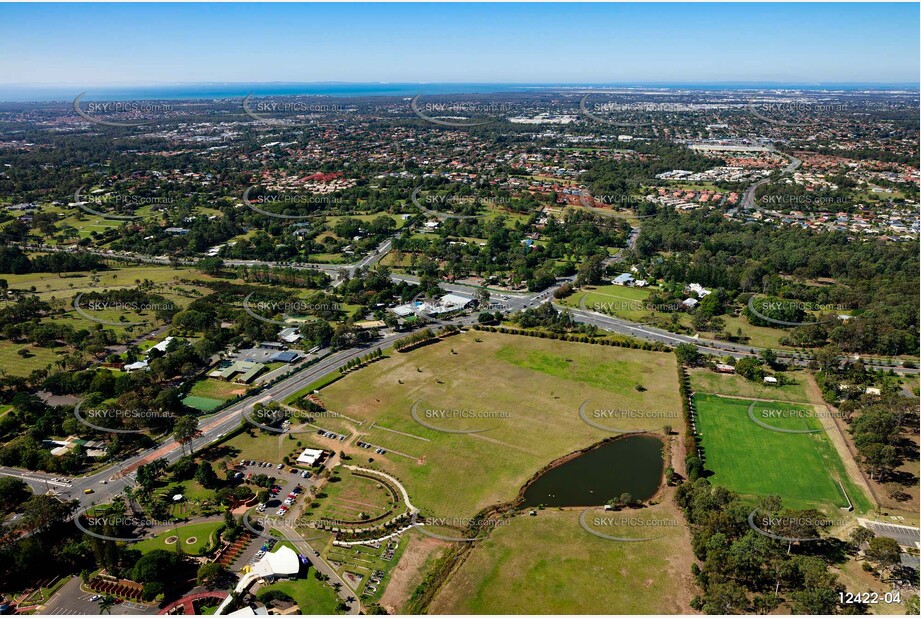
<box><xmin>134</xmin><ymin>520</ymin><xmax>223</xmax><ymax>556</ymax></box>
<box><xmin>693</xmin><ymin>394</ymin><xmax>871</xmax><ymax>512</ymax></box>
<box><xmin>256</xmin><ymin>571</ymin><xmax>341</xmax><ymax>614</ymax></box>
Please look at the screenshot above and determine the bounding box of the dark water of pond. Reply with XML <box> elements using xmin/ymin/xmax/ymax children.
<box><xmin>521</xmin><ymin>435</ymin><xmax>663</xmax><ymax>507</ymax></box>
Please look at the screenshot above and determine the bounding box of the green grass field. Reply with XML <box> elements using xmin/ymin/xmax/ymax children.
<box><xmin>133</xmin><ymin>520</ymin><xmax>223</xmax><ymax>555</ymax></box>
<box><xmin>428</xmin><ymin>505</ymin><xmax>694</xmax><ymax>614</ymax></box>
<box><xmin>558</xmin><ymin>284</ymin><xmax>653</xmax><ymax>321</ymax></box>
<box><xmin>2</xmin><ymin>265</ymin><xmax>214</xmax><ymax>301</ymax></box>
<box><xmin>694</xmin><ymin>394</ymin><xmax>871</xmax><ymax>512</ymax></box>
<box><xmin>189</xmin><ymin>378</ymin><xmax>248</xmax><ymax>402</ymax></box>
<box><xmin>317</xmin><ymin>330</ymin><xmax>680</xmax><ymax>520</ymax></box>
<box><xmin>308</xmin><ymin>468</ymin><xmax>398</xmax><ymax>523</ymax></box>
<box><xmin>0</xmin><ymin>341</ymin><xmax>64</xmax><ymax>376</ymax></box>
<box><xmin>217</xmin><ymin>428</ymin><xmax>292</xmax><ymax>465</ymax></box>
<box><xmin>183</xmin><ymin>395</ymin><xmax>224</xmax><ymax>412</ymax></box>
<box><xmin>688</xmin><ymin>367</ymin><xmax>810</xmax><ymax>402</ymax></box>
<box><xmin>558</xmin><ymin>284</ymin><xmax>795</xmax><ymax>350</ymax></box>
<box><xmin>256</xmin><ymin>574</ymin><xmax>341</xmax><ymax>614</ymax></box>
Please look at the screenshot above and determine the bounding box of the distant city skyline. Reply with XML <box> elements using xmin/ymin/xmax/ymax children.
<box><xmin>0</xmin><ymin>3</ymin><xmax>918</xmax><ymax>86</ymax></box>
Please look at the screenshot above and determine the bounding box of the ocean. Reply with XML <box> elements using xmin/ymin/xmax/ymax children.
<box><xmin>1</xmin><ymin>82</ymin><xmax>917</xmax><ymax>103</ymax></box>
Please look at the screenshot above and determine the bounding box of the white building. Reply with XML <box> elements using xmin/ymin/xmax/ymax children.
<box><xmin>149</xmin><ymin>336</ymin><xmax>175</xmax><ymax>354</ymax></box>
<box><xmin>296</xmin><ymin>447</ymin><xmax>325</xmax><ymax>466</ymax></box>
<box><xmin>278</xmin><ymin>327</ymin><xmax>301</xmax><ymax>344</ymax></box>
<box><xmin>250</xmin><ymin>544</ymin><xmax>301</xmax><ymax>581</ymax></box>
<box><xmin>686</xmin><ymin>283</ymin><xmax>711</xmax><ymax>298</ymax></box>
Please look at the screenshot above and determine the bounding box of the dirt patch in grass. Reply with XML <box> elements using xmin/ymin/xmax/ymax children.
<box><xmin>378</xmin><ymin>535</ymin><xmax>449</xmax><ymax>613</ymax></box>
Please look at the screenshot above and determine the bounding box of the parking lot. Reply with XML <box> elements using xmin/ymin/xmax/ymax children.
<box><xmin>234</xmin><ymin>460</ymin><xmax>319</xmax><ymax>541</ymax></box>
<box><xmin>41</xmin><ymin>578</ymin><xmax>157</xmax><ymax>616</ymax></box>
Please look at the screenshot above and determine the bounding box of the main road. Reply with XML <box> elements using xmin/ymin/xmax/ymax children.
<box><xmin>4</xmin><ymin>332</ymin><xmax>416</xmax><ymax>510</ymax></box>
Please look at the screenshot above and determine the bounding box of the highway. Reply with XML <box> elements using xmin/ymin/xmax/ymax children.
<box><xmin>8</xmin><ymin>334</ymin><xmax>413</xmax><ymax>512</ymax></box>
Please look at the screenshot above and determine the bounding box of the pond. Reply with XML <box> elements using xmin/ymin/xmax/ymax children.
<box><xmin>521</xmin><ymin>435</ymin><xmax>664</xmax><ymax>508</ymax></box>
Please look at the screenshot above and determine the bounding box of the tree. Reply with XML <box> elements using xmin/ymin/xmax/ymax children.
<box><xmin>98</xmin><ymin>595</ymin><xmax>117</xmax><ymax>615</ymax></box>
<box><xmin>576</xmin><ymin>255</ymin><xmax>605</xmax><ymax>286</ymax></box>
<box><xmin>197</xmin><ymin>562</ymin><xmax>227</xmax><ymax>587</ymax></box>
<box><xmin>132</xmin><ymin>549</ymin><xmax>184</xmax><ymax>590</ymax></box>
<box><xmin>195</xmin><ymin>461</ymin><xmax>219</xmax><ymax>489</ymax></box>
<box><xmin>849</xmin><ymin>526</ymin><xmax>875</xmax><ymax>549</ymax></box>
<box><xmin>0</xmin><ymin>477</ymin><xmax>31</xmax><ymax>513</ymax></box>
<box><xmin>20</xmin><ymin>495</ymin><xmax>78</xmax><ymax>534</ymax></box>
<box><xmin>865</xmin><ymin>537</ymin><xmax>900</xmax><ymax>576</ymax></box>
<box><xmin>674</xmin><ymin>343</ymin><xmax>702</xmax><ymax>366</ymax></box>
<box><xmin>196</xmin><ymin>257</ymin><xmax>224</xmax><ymax>275</ymax></box>
<box><xmin>813</xmin><ymin>344</ymin><xmax>842</xmax><ymax>372</ymax></box>
<box><xmin>701</xmin><ymin>581</ymin><xmax>749</xmax><ymax>614</ymax></box>
<box><xmin>173</xmin><ymin>415</ymin><xmax>202</xmax><ymax>456</ymax></box>
<box><xmin>734</xmin><ymin>357</ymin><xmax>764</xmax><ymax>382</ymax></box>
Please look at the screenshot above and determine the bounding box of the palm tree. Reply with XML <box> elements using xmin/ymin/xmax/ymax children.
<box><xmin>98</xmin><ymin>595</ymin><xmax>116</xmax><ymax>615</ymax></box>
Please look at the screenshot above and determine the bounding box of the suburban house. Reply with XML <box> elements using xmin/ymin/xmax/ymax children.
<box><xmin>613</xmin><ymin>273</ymin><xmax>635</xmax><ymax>286</ymax></box>
<box><xmin>686</xmin><ymin>283</ymin><xmax>711</xmax><ymax>297</ymax></box>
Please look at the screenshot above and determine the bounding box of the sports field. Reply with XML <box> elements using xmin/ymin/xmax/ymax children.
<box><xmin>317</xmin><ymin>330</ymin><xmax>681</xmax><ymax>520</ymax></box>
<box><xmin>182</xmin><ymin>395</ymin><xmax>224</xmax><ymax>412</ymax></box>
<box><xmin>693</xmin><ymin>394</ymin><xmax>871</xmax><ymax>512</ymax></box>
<box><xmin>427</xmin><ymin>504</ymin><xmax>695</xmax><ymax>614</ymax></box>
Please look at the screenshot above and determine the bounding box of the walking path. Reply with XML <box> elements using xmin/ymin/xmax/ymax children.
<box><xmin>157</xmin><ymin>591</ymin><xmax>228</xmax><ymax>615</ymax></box>
<box><xmin>343</xmin><ymin>466</ymin><xmax>418</xmax><ymax>514</ymax></box>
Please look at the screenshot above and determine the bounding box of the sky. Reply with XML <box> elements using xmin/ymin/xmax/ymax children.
<box><xmin>0</xmin><ymin>2</ymin><xmax>918</xmax><ymax>86</ymax></box>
